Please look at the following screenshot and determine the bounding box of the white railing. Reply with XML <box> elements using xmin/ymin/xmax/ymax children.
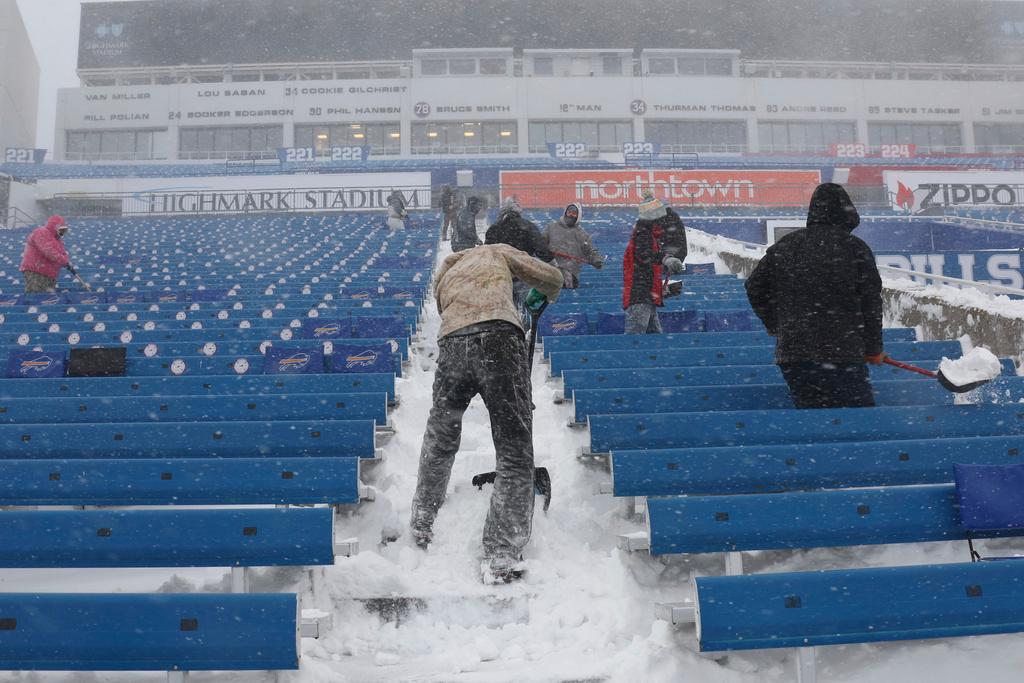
<box><xmin>78</xmin><ymin>56</ymin><xmax>1024</xmax><ymax>87</ymax></box>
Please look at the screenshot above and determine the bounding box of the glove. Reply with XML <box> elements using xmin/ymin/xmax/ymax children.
<box><xmin>524</xmin><ymin>288</ymin><xmax>547</xmax><ymax>311</ymax></box>
<box><xmin>593</xmin><ymin>260</ymin><xmax>604</xmax><ymax>270</ymax></box>
<box><xmin>662</xmin><ymin>257</ymin><xmax>684</xmax><ymax>274</ymax></box>
<box><xmin>865</xmin><ymin>352</ymin><xmax>887</xmax><ymax>365</ymax></box>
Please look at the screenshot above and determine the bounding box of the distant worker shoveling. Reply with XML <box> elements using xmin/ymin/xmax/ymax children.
<box><xmin>884</xmin><ymin>347</ymin><xmax>1002</xmax><ymax>394</ymax></box>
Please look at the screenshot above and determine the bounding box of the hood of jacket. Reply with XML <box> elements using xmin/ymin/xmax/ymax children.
<box><xmin>45</xmin><ymin>215</ymin><xmax>67</xmax><ymax>238</ymax></box>
<box><xmin>561</xmin><ymin>203</ymin><xmax>583</xmax><ymax>228</ymax></box>
<box><xmin>806</xmin><ymin>183</ymin><xmax>860</xmax><ymax>232</ymax></box>
<box><xmin>466</xmin><ymin>196</ymin><xmax>482</xmax><ymax>214</ymax></box>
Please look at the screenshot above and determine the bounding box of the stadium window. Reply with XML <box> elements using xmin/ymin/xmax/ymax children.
<box><xmin>527</xmin><ymin>120</ymin><xmax>631</xmax><ymax>152</ymax></box>
<box><xmin>178</xmin><ymin>125</ymin><xmax>283</xmax><ymax>160</ymax></box>
<box><xmin>974</xmin><ymin>123</ymin><xmax>1024</xmax><ymax>151</ymax></box>
<box><xmin>677</xmin><ymin>57</ymin><xmax>705</xmax><ymax>75</ymax></box>
<box><xmin>533</xmin><ymin>57</ymin><xmax>553</xmax><ymax>76</ymax></box>
<box><xmin>602</xmin><ymin>54</ymin><xmax>622</xmax><ymax>76</ymax></box>
<box><xmin>65</xmin><ymin>129</ymin><xmax>162</xmax><ymax>161</ymax></box>
<box><xmin>705</xmin><ymin>58</ymin><xmax>733</xmax><ymax>76</ymax></box>
<box><xmin>421</xmin><ymin>59</ymin><xmax>447</xmax><ymax>76</ymax></box>
<box><xmin>449</xmin><ymin>59</ymin><xmax>477</xmax><ymax>76</ymax></box>
<box><xmin>648</xmin><ymin>58</ymin><xmax>676</xmax><ymax>75</ymax></box>
<box><xmin>412</xmin><ymin>120</ymin><xmax>516</xmax><ymax>154</ymax></box>
<box><xmin>756</xmin><ymin>121</ymin><xmax>855</xmax><ymax>152</ymax></box>
<box><xmin>570</xmin><ymin>57</ymin><xmax>592</xmax><ymax>76</ymax></box>
<box><xmin>868</xmin><ymin>122</ymin><xmax>962</xmax><ymax>152</ymax></box>
<box><xmin>646</xmin><ymin>120</ymin><xmax>747</xmax><ymax>153</ymax></box>
<box><xmin>480</xmin><ymin>58</ymin><xmax>507</xmax><ymax>75</ymax></box>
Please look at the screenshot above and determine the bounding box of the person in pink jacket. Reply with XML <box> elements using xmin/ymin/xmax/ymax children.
<box><xmin>20</xmin><ymin>215</ymin><xmax>71</xmax><ymax>293</ymax></box>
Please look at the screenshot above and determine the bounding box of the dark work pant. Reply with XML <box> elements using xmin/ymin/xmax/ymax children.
<box><xmin>779</xmin><ymin>362</ymin><xmax>876</xmax><ymax>409</ymax></box>
<box><xmin>624</xmin><ymin>303</ymin><xmax>662</xmax><ymax>334</ymax></box>
<box><xmin>410</xmin><ymin>323</ymin><xmax>535</xmax><ymax>561</ymax></box>
<box><xmin>23</xmin><ymin>271</ymin><xmax>56</xmax><ymax>293</ymax></box>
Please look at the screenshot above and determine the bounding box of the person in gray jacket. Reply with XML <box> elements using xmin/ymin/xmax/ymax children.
<box><xmin>544</xmin><ymin>203</ymin><xmax>603</xmax><ymax>289</ymax></box>
<box><xmin>451</xmin><ymin>196</ymin><xmax>483</xmax><ymax>253</ymax></box>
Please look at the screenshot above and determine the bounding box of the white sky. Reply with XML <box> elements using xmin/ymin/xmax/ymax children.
<box><xmin>16</xmin><ymin>0</ymin><xmax>136</xmax><ymax>149</ymax></box>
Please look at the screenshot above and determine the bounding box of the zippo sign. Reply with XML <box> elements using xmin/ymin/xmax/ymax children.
<box><xmin>884</xmin><ymin>171</ymin><xmax>1024</xmax><ymax>214</ymax></box>
<box><xmin>500</xmin><ymin>170</ymin><xmax>821</xmax><ymax>209</ymax></box>
<box><xmin>876</xmin><ymin>250</ymin><xmax>1024</xmax><ymax>289</ymax></box>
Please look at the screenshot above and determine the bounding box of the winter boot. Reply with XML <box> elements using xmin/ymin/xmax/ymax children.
<box><xmin>481</xmin><ymin>556</ymin><xmax>526</xmax><ymax>585</ymax></box>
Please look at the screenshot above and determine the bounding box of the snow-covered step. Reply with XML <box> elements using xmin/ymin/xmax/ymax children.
<box><xmin>346</xmin><ymin>594</ymin><xmax>531</xmax><ymax>628</ymax></box>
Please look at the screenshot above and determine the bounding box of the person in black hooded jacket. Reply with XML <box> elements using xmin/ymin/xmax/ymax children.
<box><xmin>485</xmin><ymin>198</ymin><xmax>554</xmax><ymax>331</ymax></box>
<box><xmin>745</xmin><ymin>183</ymin><xmax>884</xmax><ymax>409</ymax></box>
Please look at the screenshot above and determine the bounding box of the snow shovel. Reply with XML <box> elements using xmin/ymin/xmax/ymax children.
<box><xmin>66</xmin><ymin>265</ymin><xmax>91</xmax><ymax>292</ymax></box>
<box><xmin>884</xmin><ymin>357</ymin><xmax>993</xmax><ymax>394</ymax></box>
<box><xmin>471</xmin><ymin>300</ymin><xmax>552</xmax><ymax>512</ymax></box>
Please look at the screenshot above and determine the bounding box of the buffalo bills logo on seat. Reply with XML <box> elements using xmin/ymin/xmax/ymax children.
<box><xmin>346</xmin><ymin>350</ymin><xmax>379</xmax><ymax>369</ymax></box>
<box><xmin>313</xmin><ymin>323</ymin><xmax>342</xmax><ymax>338</ymax></box>
<box><xmin>116</xmin><ymin>295</ymin><xmax>137</xmax><ymax>303</ymax></box>
<box><xmin>80</xmin><ymin>296</ymin><xmax>99</xmax><ymax>304</ymax></box>
<box><xmin>278</xmin><ymin>353</ymin><xmax>311</xmax><ymax>372</ymax></box>
<box><xmin>158</xmin><ymin>295</ymin><xmax>178</xmax><ymax>302</ymax></box>
<box><xmin>19</xmin><ymin>355</ymin><xmax>54</xmax><ymax>376</ymax></box>
<box><xmin>0</xmin><ymin>297</ymin><xmax>18</xmax><ymax>307</ymax></box>
<box><xmin>41</xmin><ymin>296</ymin><xmax>60</xmax><ymax>305</ymax></box>
<box><xmin>391</xmin><ymin>292</ymin><xmax>413</xmax><ymax>299</ymax></box>
<box><xmin>350</xmin><ymin>292</ymin><xmax>371</xmax><ymax>300</ymax></box>
<box><xmin>552</xmin><ymin>320</ymin><xmax>578</xmax><ymax>332</ymax></box>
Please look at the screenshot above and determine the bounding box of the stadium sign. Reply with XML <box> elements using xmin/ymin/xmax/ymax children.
<box><xmin>40</xmin><ymin>173</ymin><xmax>431</xmax><ymax>217</ymax></box>
<box><xmin>884</xmin><ymin>171</ymin><xmax>1024</xmax><ymax>214</ymax></box>
<box><xmin>499</xmin><ymin>170</ymin><xmax>821</xmax><ymax>208</ymax></box>
<box><xmin>876</xmin><ymin>250</ymin><xmax>1024</xmax><ymax>289</ymax></box>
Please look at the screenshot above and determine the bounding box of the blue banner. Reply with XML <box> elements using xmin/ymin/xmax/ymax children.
<box><xmin>300</xmin><ymin>318</ymin><xmax>351</xmax><ymax>340</ymax></box>
<box><xmin>875</xmin><ymin>250</ymin><xmax>1024</xmax><ymax>288</ymax></box>
<box><xmin>6</xmin><ymin>349</ymin><xmax>66</xmax><ymax>379</ymax></box>
<box><xmin>263</xmin><ymin>347</ymin><xmax>325</xmax><ymax>375</ymax></box>
<box><xmin>539</xmin><ymin>313</ymin><xmax>588</xmax><ymax>337</ymax></box>
<box><xmin>190</xmin><ymin>289</ymin><xmax>230</xmax><ymax>302</ymax></box>
<box><xmin>67</xmin><ymin>292</ymin><xmax>107</xmax><ymax>305</ymax></box>
<box><xmin>20</xmin><ymin>293</ymin><xmax>67</xmax><ymax>306</ymax></box>
<box><xmin>328</xmin><ymin>343</ymin><xmax>395</xmax><ymax>374</ymax></box>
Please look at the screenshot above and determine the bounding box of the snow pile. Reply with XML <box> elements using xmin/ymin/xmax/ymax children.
<box><xmin>939</xmin><ymin>347</ymin><xmax>1003</xmax><ymax>387</ymax></box>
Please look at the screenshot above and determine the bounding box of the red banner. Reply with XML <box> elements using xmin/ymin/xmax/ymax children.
<box><xmin>500</xmin><ymin>169</ymin><xmax>821</xmax><ymax>209</ymax></box>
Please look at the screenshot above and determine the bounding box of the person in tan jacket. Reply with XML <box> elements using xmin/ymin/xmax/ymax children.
<box><xmin>410</xmin><ymin>243</ymin><xmax>563</xmax><ymax>583</ymax></box>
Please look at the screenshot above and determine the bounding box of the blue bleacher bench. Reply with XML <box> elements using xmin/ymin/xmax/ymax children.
<box><xmin>695</xmin><ymin>560</ymin><xmax>1024</xmax><ymax>670</ymax></box>
<box><xmin>0</xmin><ymin>420</ymin><xmax>378</xmax><ymax>460</ymax></box>
<box><xmin>0</xmin><ymin>508</ymin><xmax>335</xmax><ymax>568</ymax></box>
<box><xmin>0</xmin><ymin>592</ymin><xmax>299</xmax><ymax>671</ymax></box>
<box><xmin>550</xmin><ymin>340</ymin><xmax>962</xmax><ymax>376</ymax></box>
<box><xmin>561</xmin><ymin>360</ymin><xmax>1017</xmax><ymax>394</ymax></box>
<box><xmin>610</xmin><ymin>435</ymin><xmax>1024</xmax><ymax>498</ymax></box>
<box><xmin>589</xmin><ymin>404</ymin><xmax>1024</xmax><ymax>453</ymax></box>
<box><xmin>542</xmin><ymin>328</ymin><xmax>917</xmax><ymax>358</ymax></box>
<box><xmin>570</xmin><ymin>378</ymin><xmax>1006</xmax><ymax>423</ymax></box>
<box><xmin>0</xmin><ymin>393</ymin><xmax>388</xmax><ymax>426</ymax></box>
<box><xmin>644</xmin><ymin>483</ymin><xmax>1017</xmax><ymax>557</ymax></box>
<box><xmin>0</xmin><ymin>372</ymin><xmax>397</xmax><ymax>404</ymax></box>
<box><xmin>0</xmin><ymin>457</ymin><xmax>360</xmax><ymax>506</ymax></box>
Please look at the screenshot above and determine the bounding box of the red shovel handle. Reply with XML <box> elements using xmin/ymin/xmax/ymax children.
<box><xmin>883</xmin><ymin>356</ymin><xmax>937</xmax><ymax>378</ymax></box>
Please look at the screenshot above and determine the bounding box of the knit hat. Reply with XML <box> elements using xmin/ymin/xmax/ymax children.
<box><xmin>638</xmin><ymin>194</ymin><xmax>667</xmax><ymax>220</ymax></box>
<box><xmin>502</xmin><ymin>197</ymin><xmax>522</xmax><ymax>215</ymax></box>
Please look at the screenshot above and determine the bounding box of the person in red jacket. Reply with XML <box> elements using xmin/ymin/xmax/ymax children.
<box><xmin>20</xmin><ymin>216</ymin><xmax>71</xmax><ymax>293</ymax></box>
<box><xmin>622</xmin><ymin>194</ymin><xmax>687</xmax><ymax>333</ymax></box>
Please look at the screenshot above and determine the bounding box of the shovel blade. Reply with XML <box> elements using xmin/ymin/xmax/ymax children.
<box><xmin>937</xmin><ymin>369</ymin><xmax>990</xmax><ymax>394</ymax></box>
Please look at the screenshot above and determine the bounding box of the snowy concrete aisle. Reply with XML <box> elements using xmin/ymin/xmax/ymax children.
<box><xmin>295</xmin><ymin>245</ymin><xmax>715</xmax><ymax>682</ymax></box>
